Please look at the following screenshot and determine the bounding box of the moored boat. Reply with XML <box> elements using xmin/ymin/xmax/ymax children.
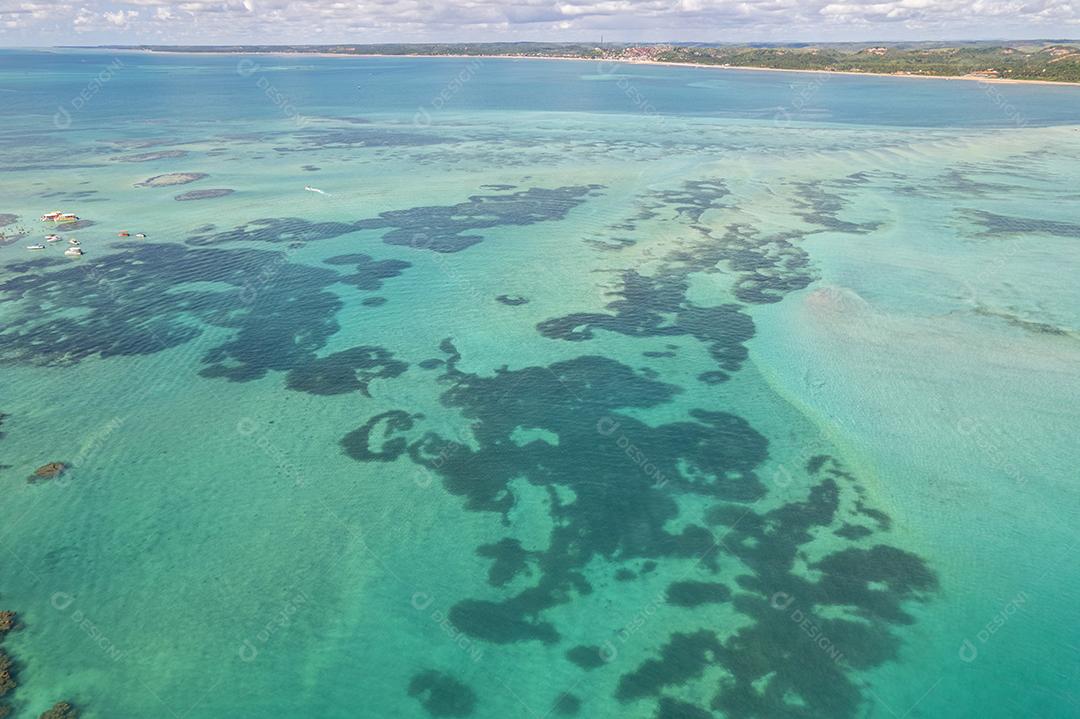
<box><xmin>26</xmin><ymin>244</ymin><xmax>45</xmax><ymax>250</ymax></box>
<box><xmin>64</xmin><ymin>246</ymin><xmax>84</xmax><ymax>257</ymax></box>
<box><xmin>41</xmin><ymin>211</ymin><xmax>79</xmax><ymax>222</ymax></box>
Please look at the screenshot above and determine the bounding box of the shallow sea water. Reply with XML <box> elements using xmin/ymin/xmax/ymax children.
<box><xmin>0</xmin><ymin>50</ymin><xmax>1078</xmax><ymax>718</ymax></box>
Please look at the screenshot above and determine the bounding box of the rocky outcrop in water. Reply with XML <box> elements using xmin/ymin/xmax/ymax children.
<box><xmin>39</xmin><ymin>702</ymin><xmax>78</xmax><ymax>719</ymax></box>
<box><xmin>0</xmin><ymin>611</ymin><xmax>18</xmax><ymax>718</ymax></box>
<box><xmin>175</xmin><ymin>189</ymin><xmax>235</xmax><ymax>201</ymax></box>
<box><xmin>135</xmin><ymin>173</ymin><xmax>208</xmax><ymax>187</ymax></box>
<box><xmin>28</xmin><ymin>462</ymin><xmax>67</xmax><ymax>483</ymax></box>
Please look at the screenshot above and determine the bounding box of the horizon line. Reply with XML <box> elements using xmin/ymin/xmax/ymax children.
<box><xmin>58</xmin><ymin>38</ymin><xmax>1080</xmax><ymax>46</ymax></box>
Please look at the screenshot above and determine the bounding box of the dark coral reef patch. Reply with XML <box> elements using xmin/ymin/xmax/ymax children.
<box><xmin>792</xmin><ymin>177</ymin><xmax>883</xmax><ymax>235</ymax></box>
<box><xmin>184</xmin><ymin>185</ymin><xmax>604</xmax><ymax>254</ymax></box>
<box><xmin>407</xmin><ymin>670</ymin><xmax>477</xmax><ymax>717</ymax></box>
<box><xmin>665</xmin><ymin>581</ymin><xmax>731</xmax><ymax>607</ymax></box>
<box><xmin>538</xmin><ymin>270</ymin><xmax>755</xmax><ymax>382</ymax></box>
<box><xmin>344</xmin><ymin>347</ymin><xmax>772</xmax><ymax>650</ymax></box>
<box><xmin>566</xmin><ymin>645</ymin><xmax>608</xmax><ymax>670</ymax></box>
<box><xmin>356</xmin><ymin>185</ymin><xmax>604</xmax><ymax>253</ymax></box>
<box><xmin>175</xmin><ymin>188</ymin><xmax>234</xmax><ymax>201</ymax></box>
<box><xmin>135</xmin><ymin>172</ymin><xmax>207</xmax><ymax>187</ymax></box>
<box><xmin>341</xmin><ymin>334</ymin><xmax>935</xmax><ymax>718</ymax></box>
<box><xmin>118</xmin><ymin>150</ymin><xmax>188</xmax><ymax>162</ymax></box>
<box><xmin>551</xmin><ymin>692</ymin><xmax>581</xmax><ymax>715</ymax></box>
<box><xmin>324</xmin><ymin>253</ymin><xmax>411</xmax><ymax>291</ymax></box>
<box><xmin>187</xmin><ymin>217</ymin><xmax>357</xmax><ymax>246</ymax></box>
<box><xmin>0</xmin><ymin>242</ymin><xmax>409</xmax><ymax>394</ymax></box>
<box><xmin>341</xmin><ymin>411</ymin><xmax>418</xmax><ymax>463</ymax></box>
<box><xmin>965</xmin><ymin>208</ymin><xmax>1080</xmax><ymax>238</ymax></box>
<box><xmin>284</xmin><ymin>346</ymin><xmax>407</xmax><ymax>396</ymax></box>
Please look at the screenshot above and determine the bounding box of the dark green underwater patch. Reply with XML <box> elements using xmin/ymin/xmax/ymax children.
<box><xmin>0</xmin><ymin>242</ymin><xmax>409</xmax><ymax>395</ymax></box>
<box><xmin>185</xmin><ymin>184</ymin><xmax>604</xmax><ymax>254</ymax></box>
<box><xmin>339</xmin><ymin>335</ymin><xmax>937</xmax><ymax>719</ymax></box>
<box><xmin>665</xmin><ymin>581</ymin><xmax>731</xmax><ymax>607</ymax></box>
<box><xmin>324</xmin><ymin>253</ymin><xmax>412</xmax><ymax>291</ymax></box>
<box><xmin>792</xmin><ymin>179</ymin><xmax>883</xmax><ymax>235</ymax></box>
<box><xmin>341</xmin><ymin>410</ymin><xmax>417</xmax><ymax>462</ymax></box>
<box><xmin>537</xmin><ymin>270</ymin><xmax>755</xmax><ymax>382</ymax></box>
<box><xmin>356</xmin><ymin>185</ymin><xmax>605</xmax><ymax>253</ymax></box>
<box><xmin>966</xmin><ymin>209</ymin><xmax>1080</xmax><ymax>238</ymax></box>
<box><xmin>566</xmin><ymin>645</ymin><xmax>607</xmax><ymax>670</ymax></box>
<box><xmin>284</xmin><ymin>346</ymin><xmax>407</xmax><ymax>396</ymax></box>
<box><xmin>407</xmin><ymin>670</ymin><xmax>476</xmax><ymax>717</ymax></box>
<box><xmin>552</xmin><ymin>692</ymin><xmax>581</xmax><ymax>715</ymax></box>
<box><xmin>175</xmin><ymin>188</ymin><xmax>235</xmax><ymax>201</ymax></box>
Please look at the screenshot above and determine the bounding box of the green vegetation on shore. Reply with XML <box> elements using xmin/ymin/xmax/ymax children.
<box><xmin>656</xmin><ymin>42</ymin><xmax>1080</xmax><ymax>81</ymax></box>
<box><xmin>93</xmin><ymin>40</ymin><xmax>1080</xmax><ymax>82</ymax></box>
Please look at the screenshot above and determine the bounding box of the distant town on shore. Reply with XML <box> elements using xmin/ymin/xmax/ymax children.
<box><xmin>90</xmin><ymin>40</ymin><xmax>1080</xmax><ymax>82</ymax></box>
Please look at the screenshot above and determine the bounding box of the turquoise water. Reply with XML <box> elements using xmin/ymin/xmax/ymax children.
<box><xmin>1</xmin><ymin>49</ymin><xmax>1078</xmax><ymax>718</ymax></box>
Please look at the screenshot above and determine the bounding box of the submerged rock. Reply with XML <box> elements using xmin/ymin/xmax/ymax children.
<box><xmin>0</xmin><ymin>610</ymin><xmax>17</xmax><ymax>716</ymax></box>
<box><xmin>39</xmin><ymin>703</ymin><xmax>78</xmax><ymax>719</ymax></box>
<box><xmin>28</xmin><ymin>462</ymin><xmax>67</xmax><ymax>483</ymax></box>
<box><xmin>135</xmin><ymin>173</ymin><xmax>208</xmax><ymax>188</ymax></box>
<box><xmin>0</xmin><ymin>225</ymin><xmax>27</xmax><ymax>247</ymax></box>
<box><xmin>118</xmin><ymin>150</ymin><xmax>188</xmax><ymax>163</ymax></box>
<box><xmin>175</xmin><ymin>189</ymin><xmax>235</xmax><ymax>201</ymax></box>
<box><xmin>0</xmin><ymin>650</ymin><xmax>14</xmax><ymax>698</ymax></box>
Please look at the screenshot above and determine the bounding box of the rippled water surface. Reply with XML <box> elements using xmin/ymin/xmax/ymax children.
<box><xmin>0</xmin><ymin>49</ymin><xmax>1078</xmax><ymax>719</ymax></box>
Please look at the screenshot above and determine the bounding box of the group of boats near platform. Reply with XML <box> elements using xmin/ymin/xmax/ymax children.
<box><xmin>25</xmin><ymin>210</ymin><xmax>147</xmax><ymax>257</ymax></box>
<box><xmin>28</xmin><ymin>211</ymin><xmax>84</xmax><ymax>255</ymax></box>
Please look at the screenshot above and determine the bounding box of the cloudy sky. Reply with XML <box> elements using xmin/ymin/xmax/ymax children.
<box><xmin>1</xmin><ymin>0</ymin><xmax>1077</xmax><ymax>45</ymax></box>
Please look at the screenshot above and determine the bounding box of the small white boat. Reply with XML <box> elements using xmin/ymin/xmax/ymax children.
<box><xmin>135</xmin><ymin>233</ymin><xmax>147</xmax><ymax>238</ymax></box>
<box><xmin>68</xmin><ymin>238</ymin><xmax>80</xmax><ymax>246</ymax></box>
<box><xmin>64</xmin><ymin>246</ymin><xmax>84</xmax><ymax>257</ymax></box>
<box><xmin>45</xmin><ymin>234</ymin><xmax>61</xmax><ymax>242</ymax></box>
<box><xmin>27</xmin><ymin>244</ymin><xmax>46</xmax><ymax>250</ymax></box>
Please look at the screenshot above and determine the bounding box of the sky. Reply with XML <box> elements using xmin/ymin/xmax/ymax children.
<box><xmin>0</xmin><ymin>0</ymin><xmax>1077</xmax><ymax>46</ymax></box>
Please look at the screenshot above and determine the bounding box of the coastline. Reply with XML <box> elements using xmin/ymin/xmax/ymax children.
<box><xmin>113</xmin><ymin>47</ymin><xmax>1080</xmax><ymax>86</ymax></box>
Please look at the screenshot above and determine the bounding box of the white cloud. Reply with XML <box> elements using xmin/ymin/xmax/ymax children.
<box><xmin>0</xmin><ymin>0</ymin><xmax>1077</xmax><ymax>42</ymax></box>
<box><xmin>103</xmin><ymin>9</ymin><xmax>138</xmax><ymax>26</ymax></box>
